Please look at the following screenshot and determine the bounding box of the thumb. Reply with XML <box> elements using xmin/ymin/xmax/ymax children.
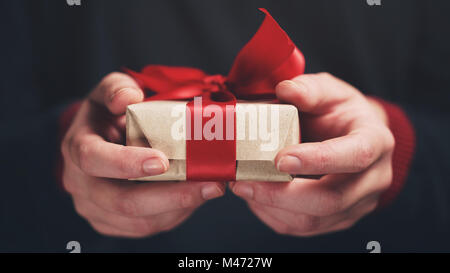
<box><xmin>275</xmin><ymin>72</ymin><xmax>354</xmax><ymax>114</ymax></box>
<box><xmin>89</xmin><ymin>72</ymin><xmax>144</xmax><ymax>115</ymax></box>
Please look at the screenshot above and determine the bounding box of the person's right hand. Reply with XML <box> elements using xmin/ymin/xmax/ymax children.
<box><xmin>61</xmin><ymin>72</ymin><xmax>226</xmax><ymax>238</ymax></box>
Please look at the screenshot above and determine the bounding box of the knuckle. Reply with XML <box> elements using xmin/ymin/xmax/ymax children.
<box><xmin>177</xmin><ymin>190</ymin><xmax>197</xmax><ymax>209</ymax></box>
<box><xmin>75</xmin><ymin>138</ymin><xmax>95</xmax><ymax>174</ymax></box>
<box><xmin>90</xmin><ymin>224</ymin><xmax>108</xmax><ymax>235</ymax></box>
<box><xmin>313</xmin><ymin>189</ymin><xmax>344</xmax><ymax>217</ymax></box>
<box><xmin>101</xmin><ymin>72</ymin><xmax>124</xmax><ymax>85</ymax></box>
<box><xmin>61</xmin><ymin>137</ymin><xmax>70</xmax><ymax>159</ymax></box>
<box><xmin>62</xmin><ymin>173</ymin><xmax>77</xmax><ymax>195</ymax></box>
<box><xmin>61</xmin><ymin>166</ymin><xmax>83</xmax><ymax>196</ymax></box>
<box><xmin>160</xmin><ymin>212</ymin><xmax>189</xmax><ymax>232</ymax></box>
<box><xmin>115</xmin><ymin>146</ymin><xmax>134</xmax><ymax>175</ymax></box>
<box><xmin>384</xmin><ymin>129</ymin><xmax>396</xmax><ymax>152</ymax></box>
<box><xmin>90</xmin><ymin>224</ymin><xmax>120</xmax><ymax>238</ymax></box>
<box><xmin>272</xmin><ymin>221</ymin><xmax>292</xmax><ymax>236</ymax></box>
<box><xmin>316</xmin><ymin>72</ymin><xmax>340</xmax><ymax>87</ymax></box>
<box><xmin>380</xmin><ymin>166</ymin><xmax>393</xmax><ymax>192</ymax></box>
<box><xmin>130</xmin><ymin>232</ymin><xmax>153</xmax><ymax>238</ymax></box>
<box><xmin>64</xmin><ymin>133</ymin><xmax>80</xmax><ymax>163</ymax></box>
<box><xmin>101</xmin><ymin>72</ymin><xmax>136</xmax><ymax>101</ymax></box>
<box><xmin>73</xmin><ymin>201</ymin><xmax>89</xmax><ymax>219</ymax></box>
<box><xmin>315</xmin><ymin>144</ymin><xmax>333</xmax><ymax>172</ymax></box>
<box><xmin>114</xmin><ymin>194</ymin><xmax>141</xmax><ymax>217</ymax></box>
<box><xmin>277</xmin><ymin>80</ymin><xmax>296</xmax><ymax>90</ymax></box>
<box><xmin>366</xmin><ymin>201</ymin><xmax>379</xmax><ymax>214</ymax></box>
<box><xmin>256</xmin><ymin>185</ymin><xmax>279</xmax><ymax>207</ymax></box>
<box><xmin>160</xmin><ymin>222</ymin><xmax>178</xmax><ymax>232</ymax></box>
<box><xmin>130</xmin><ymin>219</ymin><xmax>156</xmax><ymax>236</ymax></box>
<box><xmin>336</xmin><ymin>220</ymin><xmax>356</xmax><ymax>232</ymax></box>
<box><xmin>317</xmin><ymin>72</ymin><xmax>333</xmax><ymax>79</ymax></box>
<box><xmin>294</xmin><ymin>215</ymin><xmax>320</xmax><ymax>233</ymax></box>
<box><xmin>295</xmin><ymin>232</ymin><xmax>319</xmax><ymax>238</ymax></box>
<box><xmin>299</xmin><ymin>74</ymin><xmax>319</xmax><ymax>91</ymax></box>
<box><xmin>354</xmin><ymin>139</ymin><xmax>376</xmax><ymax>171</ymax></box>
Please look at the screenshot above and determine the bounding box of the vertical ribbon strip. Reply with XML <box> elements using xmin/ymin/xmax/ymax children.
<box><xmin>186</xmin><ymin>91</ymin><xmax>237</xmax><ymax>181</ymax></box>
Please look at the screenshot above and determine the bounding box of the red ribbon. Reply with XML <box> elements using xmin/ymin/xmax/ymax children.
<box><xmin>125</xmin><ymin>8</ymin><xmax>305</xmax><ymax>181</ymax></box>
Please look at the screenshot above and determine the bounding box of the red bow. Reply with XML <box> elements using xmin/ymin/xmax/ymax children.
<box><xmin>125</xmin><ymin>8</ymin><xmax>305</xmax><ymax>181</ymax></box>
<box><xmin>124</xmin><ymin>8</ymin><xmax>305</xmax><ymax>101</ymax></box>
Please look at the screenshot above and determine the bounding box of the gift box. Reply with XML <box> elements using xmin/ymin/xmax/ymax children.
<box><xmin>127</xmin><ymin>100</ymin><xmax>299</xmax><ymax>181</ymax></box>
<box><xmin>125</xmin><ymin>8</ymin><xmax>305</xmax><ymax>182</ymax></box>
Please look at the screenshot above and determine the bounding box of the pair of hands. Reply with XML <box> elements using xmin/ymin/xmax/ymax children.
<box><xmin>61</xmin><ymin>72</ymin><xmax>394</xmax><ymax>238</ymax></box>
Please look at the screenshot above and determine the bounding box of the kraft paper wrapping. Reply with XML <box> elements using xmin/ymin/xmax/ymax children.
<box><xmin>126</xmin><ymin>101</ymin><xmax>299</xmax><ymax>182</ymax></box>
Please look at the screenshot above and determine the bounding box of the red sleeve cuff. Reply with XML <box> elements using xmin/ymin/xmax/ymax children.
<box><xmin>373</xmin><ymin>98</ymin><xmax>416</xmax><ymax>209</ymax></box>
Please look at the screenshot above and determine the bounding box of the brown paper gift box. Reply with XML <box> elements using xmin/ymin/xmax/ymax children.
<box><xmin>126</xmin><ymin>101</ymin><xmax>299</xmax><ymax>181</ymax></box>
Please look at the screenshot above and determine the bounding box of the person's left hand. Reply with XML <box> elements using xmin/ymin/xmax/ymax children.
<box><xmin>230</xmin><ymin>72</ymin><xmax>395</xmax><ymax>237</ymax></box>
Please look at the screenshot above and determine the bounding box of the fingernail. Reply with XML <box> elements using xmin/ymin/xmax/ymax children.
<box><xmin>286</xmin><ymin>80</ymin><xmax>299</xmax><ymax>89</ymax></box>
<box><xmin>233</xmin><ymin>184</ymin><xmax>254</xmax><ymax>199</ymax></box>
<box><xmin>201</xmin><ymin>185</ymin><xmax>224</xmax><ymax>200</ymax></box>
<box><xmin>142</xmin><ymin>158</ymin><xmax>167</xmax><ymax>175</ymax></box>
<box><xmin>278</xmin><ymin>80</ymin><xmax>298</xmax><ymax>92</ymax></box>
<box><xmin>292</xmin><ymin>79</ymin><xmax>310</xmax><ymax>93</ymax></box>
<box><xmin>277</xmin><ymin>155</ymin><xmax>301</xmax><ymax>172</ymax></box>
<box><xmin>110</xmin><ymin>87</ymin><xmax>140</xmax><ymax>102</ymax></box>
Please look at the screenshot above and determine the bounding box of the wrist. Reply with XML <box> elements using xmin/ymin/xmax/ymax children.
<box><xmin>368</xmin><ymin>97</ymin><xmax>416</xmax><ymax>209</ymax></box>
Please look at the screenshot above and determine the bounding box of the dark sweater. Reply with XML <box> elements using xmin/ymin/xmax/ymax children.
<box><xmin>0</xmin><ymin>0</ymin><xmax>449</xmax><ymax>252</ymax></box>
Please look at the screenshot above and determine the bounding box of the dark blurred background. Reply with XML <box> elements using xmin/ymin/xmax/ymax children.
<box><xmin>0</xmin><ymin>0</ymin><xmax>449</xmax><ymax>252</ymax></box>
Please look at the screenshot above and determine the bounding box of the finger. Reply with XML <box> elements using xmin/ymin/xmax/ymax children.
<box><xmin>62</xmin><ymin>160</ymin><xmax>90</xmax><ymax>197</ymax></box>
<box><xmin>275</xmin><ymin>72</ymin><xmax>356</xmax><ymax>114</ymax></box>
<box><xmin>74</xmin><ymin>196</ymin><xmax>149</xmax><ymax>235</ymax></box>
<box><xmin>115</xmin><ymin>115</ymin><xmax>127</xmax><ymax>132</ymax></box>
<box><xmin>101</xmin><ymin>120</ymin><xmax>124</xmax><ymax>144</ymax></box>
<box><xmin>231</xmin><ymin>159</ymin><xmax>391</xmax><ymax>217</ymax></box>
<box><xmin>231</xmin><ymin>177</ymin><xmax>356</xmax><ymax>217</ymax></box>
<box><xmin>89</xmin><ymin>221</ymin><xmax>150</xmax><ymax>238</ymax></box>
<box><xmin>89</xmin><ymin>72</ymin><xmax>144</xmax><ymax>115</ymax></box>
<box><xmin>247</xmin><ymin>200</ymin><xmax>320</xmax><ymax>234</ymax></box>
<box><xmin>73</xmin><ymin>196</ymin><xmax>193</xmax><ymax>236</ymax></box>
<box><xmin>287</xmin><ymin>196</ymin><xmax>379</xmax><ymax>237</ymax></box>
<box><xmin>87</xmin><ymin>179</ymin><xmax>226</xmax><ymax>217</ymax></box>
<box><xmin>68</xmin><ymin>131</ymin><xmax>169</xmax><ymax>178</ymax></box>
<box><xmin>275</xmin><ymin>129</ymin><xmax>383</xmax><ymax>175</ymax></box>
<box><xmin>246</xmin><ymin>194</ymin><xmax>378</xmax><ymax>236</ymax></box>
<box><xmin>246</xmin><ymin>201</ymin><xmax>293</xmax><ymax>236</ymax></box>
<box><xmin>152</xmin><ymin>207</ymin><xmax>195</xmax><ymax>233</ymax></box>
